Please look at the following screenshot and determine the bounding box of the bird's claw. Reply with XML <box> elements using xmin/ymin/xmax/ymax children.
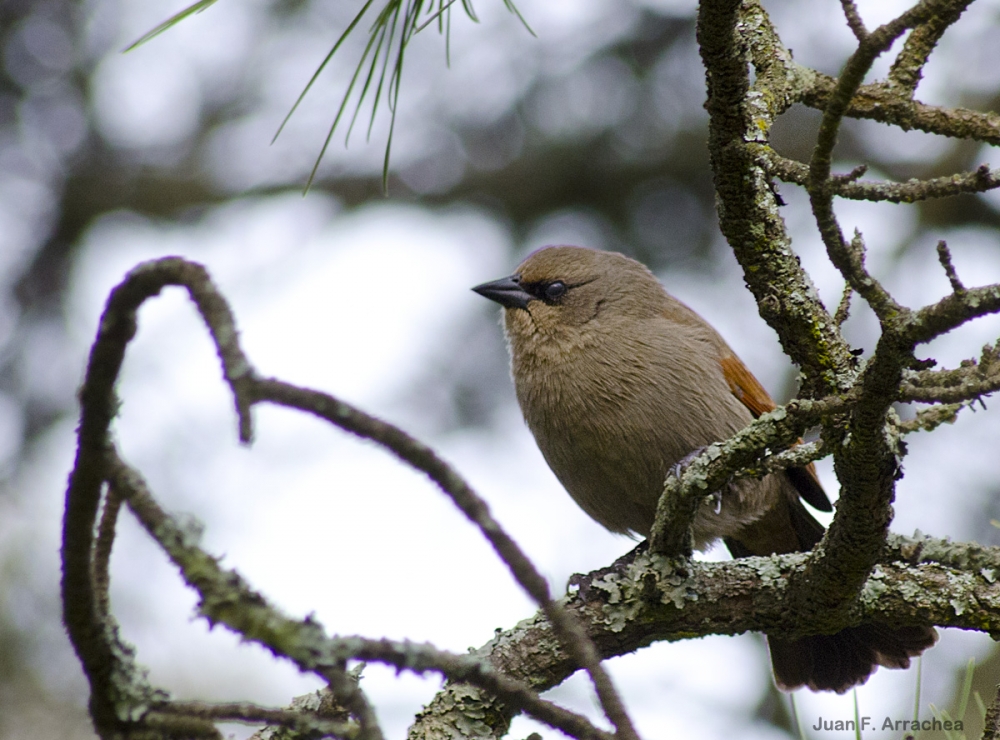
<box><xmin>670</xmin><ymin>446</ymin><xmax>707</xmax><ymax>479</ymax></box>
<box><xmin>671</xmin><ymin>447</ymin><xmax>723</xmax><ymax>515</ymax></box>
<box><xmin>706</xmin><ymin>490</ymin><xmax>723</xmax><ymax>515</ymax></box>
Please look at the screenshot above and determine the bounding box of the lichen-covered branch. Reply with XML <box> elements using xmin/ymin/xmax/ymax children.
<box><xmin>895</xmin><ymin>403</ymin><xmax>965</xmax><ymax>434</ymax></box>
<box><xmin>759</xmin><ymin>151</ymin><xmax>1000</xmax><ymax>204</ymax></box>
<box><xmin>981</xmin><ymin>682</ymin><xmax>1000</xmax><ymax>740</ymax></box>
<box><xmin>901</xmin><ymin>342</ymin><xmax>1000</xmax><ymax>404</ymax></box>
<box><xmin>887</xmin><ymin>0</ymin><xmax>972</xmax><ymax>94</ymax></box>
<box><xmin>63</xmin><ymin>257</ymin><xmax>629</xmax><ymax>740</ymax></box>
<box><xmin>686</xmin><ymin>0</ymin><xmax>1000</xmax><ymax>665</ymax></box>
<box><xmin>805</xmin><ymin>1</ymin><xmax>939</xmax><ymax>320</ymax></box>
<box><xmin>63</xmin><ymin>0</ymin><xmax>1000</xmax><ymax>730</ymax></box>
<box><xmin>109</xmin><ymin>447</ymin><xmax>613</xmax><ymax>740</ymax></box>
<box><xmin>109</xmin><ymin>450</ymin><xmax>385</xmax><ymax>740</ymax></box>
<box><xmin>62</xmin><ymin>258</ymin><xmax>253</xmax><ymax>736</ymax></box>
<box><xmin>150</xmin><ymin>698</ymin><xmax>356</xmax><ymax>739</ymax></box>
<box><xmin>247</xmin><ymin>379</ymin><xmax>638</xmax><ymax>740</ymax></box>
<box><xmin>904</xmin><ymin>284</ymin><xmax>1000</xmax><ymax>347</ymax></box>
<box><xmin>649</xmin><ymin>396</ymin><xmax>850</xmax><ymax>555</ymax></box>
<box><xmin>802</xmin><ymin>76</ymin><xmax>1000</xmax><ymax>145</ymax></box>
<box><xmin>700</xmin><ymin>0</ymin><xmax>857</xmax><ymax>396</ymax></box>
<box><xmin>409</xmin><ymin>534</ymin><xmax>1000</xmax><ymax>740</ymax></box>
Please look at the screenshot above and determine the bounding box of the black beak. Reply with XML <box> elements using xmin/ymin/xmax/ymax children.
<box><xmin>472</xmin><ymin>275</ymin><xmax>533</xmax><ymax>310</ymax></box>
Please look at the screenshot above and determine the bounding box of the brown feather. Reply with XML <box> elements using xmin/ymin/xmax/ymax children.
<box><xmin>476</xmin><ymin>245</ymin><xmax>934</xmax><ymax>693</ymax></box>
<box><xmin>720</xmin><ymin>353</ymin><xmax>777</xmax><ymax>418</ymax></box>
<box><xmin>720</xmin><ymin>353</ymin><xmax>832</xmax><ymax>512</ymax></box>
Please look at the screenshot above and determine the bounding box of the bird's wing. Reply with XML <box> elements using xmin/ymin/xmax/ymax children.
<box><xmin>719</xmin><ymin>353</ymin><xmax>832</xmax><ymax>513</ymax></box>
<box><xmin>720</xmin><ymin>354</ymin><xmax>776</xmax><ymax>417</ymax></box>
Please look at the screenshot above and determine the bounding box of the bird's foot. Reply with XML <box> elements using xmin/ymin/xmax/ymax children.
<box><xmin>671</xmin><ymin>447</ymin><xmax>723</xmax><ymax>515</ymax></box>
<box><xmin>670</xmin><ymin>446</ymin><xmax>707</xmax><ymax>479</ymax></box>
<box><xmin>706</xmin><ymin>490</ymin><xmax>723</xmax><ymax>514</ymax></box>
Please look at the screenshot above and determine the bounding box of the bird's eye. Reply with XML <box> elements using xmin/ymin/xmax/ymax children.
<box><xmin>544</xmin><ymin>281</ymin><xmax>567</xmax><ymax>301</ymax></box>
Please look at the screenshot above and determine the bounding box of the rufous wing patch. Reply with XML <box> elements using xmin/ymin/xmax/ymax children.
<box><xmin>720</xmin><ymin>353</ymin><xmax>776</xmax><ymax>418</ymax></box>
<box><xmin>720</xmin><ymin>353</ymin><xmax>833</xmax><ymax>512</ymax></box>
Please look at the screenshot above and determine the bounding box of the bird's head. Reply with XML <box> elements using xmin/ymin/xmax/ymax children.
<box><xmin>472</xmin><ymin>246</ymin><xmax>664</xmax><ymax>339</ymax></box>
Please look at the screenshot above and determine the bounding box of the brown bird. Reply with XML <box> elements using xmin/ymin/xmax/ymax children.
<box><xmin>473</xmin><ymin>245</ymin><xmax>936</xmax><ymax>693</ymax></box>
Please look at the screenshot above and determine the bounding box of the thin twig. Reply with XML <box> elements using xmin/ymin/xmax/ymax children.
<box><xmin>936</xmin><ymin>240</ymin><xmax>966</xmax><ymax>295</ymax></box>
<box><xmin>901</xmin><ymin>341</ymin><xmax>1000</xmax><ymax>405</ymax></box>
<box><xmin>801</xmin><ymin>75</ymin><xmax>1000</xmax><ymax>146</ymax></box>
<box><xmin>150</xmin><ymin>699</ymin><xmax>356</xmax><ymax>737</ymax></box>
<box><xmin>887</xmin><ymin>0</ymin><xmax>973</xmax><ymax>96</ymax></box>
<box><xmin>805</xmin><ymin>1</ymin><xmax>945</xmax><ymax>322</ymax></box>
<box><xmin>93</xmin><ymin>484</ymin><xmax>122</xmax><ymax>619</ymax></box>
<box><xmin>895</xmin><ymin>403</ymin><xmax>964</xmax><ymax>434</ymax></box>
<box><xmin>649</xmin><ymin>395</ymin><xmax>851</xmax><ymax>555</ymax></box>
<box><xmin>905</xmin><ymin>283</ymin><xmax>1000</xmax><ymax>346</ymax></box>
<box><xmin>835</xmin><ymin>283</ymin><xmax>853</xmax><ymax>328</ymax></box>
<box><xmin>839</xmin><ymin>0</ymin><xmax>868</xmax><ymax>41</ymax></box>
<box><xmin>761</xmin><ymin>152</ymin><xmax>1000</xmax><ymax>204</ymax></box>
<box><xmin>109</xmin><ymin>447</ymin><xmax>612</xmax><ymax>740</ymax></box>
<box><xmin>249</xmin><ymin>380</ymin><xmax>639</xmax><ymax>740</ymax></box>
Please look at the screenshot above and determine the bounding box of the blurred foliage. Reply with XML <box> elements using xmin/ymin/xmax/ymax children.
<box><xmin>3</xmin><ymin>0</ymin><xmax>1000</xmax><ymax>736</ymax></box>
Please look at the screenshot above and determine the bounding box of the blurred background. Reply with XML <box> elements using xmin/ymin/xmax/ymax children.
<box><xmin>3</xmin><ymin>0</ymin><xmax>1000</xmax><ymax>738</ymax></box>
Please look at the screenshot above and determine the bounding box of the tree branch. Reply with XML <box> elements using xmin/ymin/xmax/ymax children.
<box><xmin>759</xmin><ymin>151</ymin><xmax>1000</xmax><ymax>204</ymax></box>
<box><xmin>248</xmin><ymin>380</ymin><xmax>637</xmax><ymax>740</ymax></box>
<box><xmin>649</xmin><ymin>396</ymin><xmax>849</xmax><ymax>556</ymax></box>
<box><xmin>901</xmin><ymin>342</ymin><xmax>1000</xmax><ymax>404</ymax></box>
<box><xmin>409</xmin><ymin>534</ymin><xmax>1000</xmax><ymax>739</ymax></box>
<box><xmin>110</xmin><ymin>447</ymin><xmax>614</xmax><ymax>740</ymax></box>
<box><xmin>801</xmin><ymin>77</ymin><xmax>1000</xmax><ymax>146</ymax></box>
<box><xmin>699</xmin><ymin>0</ymin><xmax>856</xmax><ymax>396</ymax></box>
<box><xmin>886</xmin><ymin>0</ymin><xmax>973</xmax><ymax>96</ymax></box>
<box><xmin>64</xmin><ymin>256</ymin><xmax>630</xmax><ymax>740</ymax></box>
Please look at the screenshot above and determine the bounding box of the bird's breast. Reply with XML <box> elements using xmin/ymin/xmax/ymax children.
<box><xmin>507</xmin><ymin>319</ymin><xmax>750</xmax><ymax>536</ymax></box>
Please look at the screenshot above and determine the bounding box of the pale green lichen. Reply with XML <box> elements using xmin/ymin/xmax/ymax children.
<box><xmin>592</xmin><ymin>554</ymin><xmax>700</xmax><ymax>632</ymax></box>
<box><xmin>860</xmin><ymin>565</ymin><xmax>889</xmax><ymax>607</ymax></box>
<box><xmin>590</xmin><ymin>574</ymin><xmax>623</xmax><ymax>606</ymax></box>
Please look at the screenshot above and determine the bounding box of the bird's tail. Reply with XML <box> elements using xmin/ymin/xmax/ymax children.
<box><xmin>768</xmin><ymin>623</ymin><xmax>938</xmax><ymax>693</ymax></box>
<box><xmin>725</xmin><ymin>476</ymin><xmax>938</xmax><ymax>693</ymax></box>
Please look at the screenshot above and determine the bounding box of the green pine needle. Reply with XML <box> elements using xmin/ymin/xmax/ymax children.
<box><xmin>789</xmin><ymin>692</ymin><xmax>807</xmax><ymax>740</ymax></box>
<box><xmin>123</xmin><ymin>0</ymin><xmax>532</xmax><ymax>192</ymax></box>
<box><xmin>273</xmin><ymin>0</ymin><xmax>378</xmax><ymax>146</ymax></box>
<box><xmin>853</xmin><ymin>689</ymin><xmax>863</xmax><ymax>740</ymax></box>
<box><xmin>955</xmin><ymin>658</ymin><xmax>976</xmax><ymax>722</ymax></box>
<box><xmin>123</xmin><ymin>0</ymin><xmax>219</xmax><ymax>52</ymax></box>
<box><xmin>974</xmin><ymin>691</ymin><xmax>987</xmax><ymax>721</ymax></box>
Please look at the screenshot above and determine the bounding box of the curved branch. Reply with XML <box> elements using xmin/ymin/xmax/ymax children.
<box><xmin>111</xmin><ymin>447</ymin><xmax>612</xmax><ymax>740</ymax></box>
<box><xmin>62</xmin><ymin>258</ymin><xmax>250</xmax><ymax>734</ymax></box>
<box><xmin>886</xmin><ymin>0</ymin><xmax>973</xmax><ymax>95</ymax></box>
<box><xmin>248</xmin><ymin>381</ymin><xmax>637</xmax><ymax>740</ymax></box>
<box><xmin>905</xmin><ymin>284</ymin><xmax>1000</xmax><ymax>347</ymax></box>
<box><xmin>150</xmin><ymin>699</ymin><xmax>355</xmax><ymax>739</ymax></box>
<box><xmin>649</xmin><ymin>396</ymin><xmax>849</xmax><ymax>555</ymax></box>
<box><xmin>805</xmin><ymin>1</ymin><xmax>941</xmax><ymax>322</ymax></box>
<box><xmin>63</xmin><ymin>256</ymin><xmax>629</xmax><ymax>740</ymax></box>
<box><xmin>895</xmin><ymin>403</ymin><xmax>965</xmax><ymax>434</ymax></box>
